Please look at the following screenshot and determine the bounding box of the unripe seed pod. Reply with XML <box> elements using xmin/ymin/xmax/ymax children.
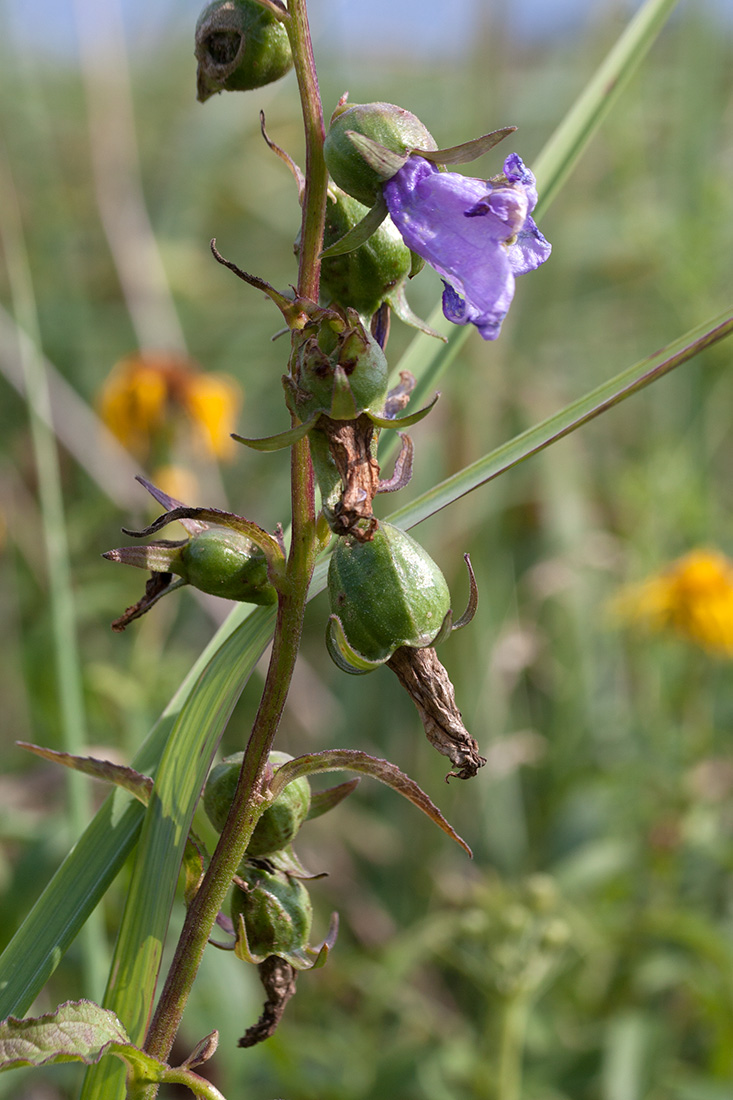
<box><xmin>324</xmin><ymin>102</ymin><xmax>437</xmax><ymax>207</ymax></box>
<box><xmin>231</xmin><ymin>866</ymin><xmax>313</xmax><ymax>957</ymax></box>
<box><xmin>290</xmin><ymin>318</ymin><xmax>389</xmax><ymax>423</ymax></box>
<box><xmin>195</xmin><ymin>0</ymin><xmax>293</xmax><ymax>102</ymax></box>
<box><xmin>327</xmin><ymin>521</ymin><xmax>450</xmax><ymax>671</ymax></box>
<box><xmin>320</xmin><ymin>187</ymin><xmax>413</xmax><ymax>320</ymax></box>
<box><xmin>204</xmin><ymin>751</ymin><xmax>311</xmax><ymax>856</ymax></box>
<box><xmin>177</xmin><ymin>527</ymin><xmax>277</xmax><ymax>605</ymax></box>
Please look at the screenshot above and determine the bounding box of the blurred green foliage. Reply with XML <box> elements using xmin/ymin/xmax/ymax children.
<box><xmin>1</xmin><ymin>2</ymin><xmax>733</xmax><ymax>1098</ymax></box>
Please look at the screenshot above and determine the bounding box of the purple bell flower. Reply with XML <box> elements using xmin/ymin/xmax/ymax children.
<box><xmin>383</xmin><ymin>152</ymin><xmax>551</xmax><ymax>340</ymax></box>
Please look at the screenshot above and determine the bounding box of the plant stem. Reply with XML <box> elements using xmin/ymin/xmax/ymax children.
<box><xmin>495</xmin><ymin>994</ymin><xmax>529</xmax><ymax>1100</ymax></box>
<box><xmin>139</xmin><ymin>0</ymin><xmax>325</xmax><ymax>1081</ymax></box>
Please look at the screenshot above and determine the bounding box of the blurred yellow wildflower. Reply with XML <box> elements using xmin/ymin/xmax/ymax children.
<box><xmin>98</xmin><ymin>352</ymin><xmax>241</xmax><ymax>462</ymax></box>
<box><xmin>184</xmin><ymin>372</ymin><xmax>242</xmax><ymax>460</ymax></box>
<box><xmin>613</xmin><ymin>549</ymin><xmax>733</xmax><ymax>656</ymax></box>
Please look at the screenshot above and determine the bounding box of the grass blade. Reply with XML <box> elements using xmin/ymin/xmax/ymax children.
<box><xmin>0</xmin><ymin>605</ymin><xmax>274</xmax><ymax>1023</ymax></box>
<box><xmin>532</xmin><ymin>0</ymin><xmax>683</xmax><ymax>218</ymax></box>
<box><xmin>388</xmin><ymin>309</ymin><xmax>733</xmax><ymax>531</ymax></box>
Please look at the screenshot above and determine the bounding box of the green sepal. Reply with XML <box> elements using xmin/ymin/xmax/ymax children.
<box><xmin>386</xmin><ymin>283</ymin><xmax>446</xmax><ymax>341</ymax></box>
<box><xmin>232</xmin><ymin>909</ymin><xmax>338</xmax><ymax>971</ymax></box>
<box><xmin>329</xmin><ymin>366</ymin><xmax>360</xmax><ymax>420</ymax></box>
<box><xmin>326</xmin><ymin>613</ymin><xmax>389</xmax><ymax>675</ymax></box>
<box><xmin>416</xmin><ymin>126</ymin><xmax>517</xmax><ymax>165</ymax></box>
<box><xmin>232</xmin><ymin>416</ymin><xmax>318</xmax><ymax>451</ymax></box>
<box><xmin>345</xmin><ymin>131</ymin><xmax>409</xmax><ymax>180</ymax></box>
<box><xmin>431</xmin><ymin>609</ymin><xmax>454</xmax><ymax>648</ymax></box>
<box><xmin>367</xmin><ymin>392</ymin><xmax>439</xmax><ymax>429</ymax></box>
<box><xmin>319</xmin><ymin>194</ymin><xmax>389</xmax><ymax>259</ymax></box>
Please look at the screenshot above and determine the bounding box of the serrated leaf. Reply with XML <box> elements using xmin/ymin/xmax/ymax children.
<box><xmin>0</xmin><ymin>1000</ymin><xmax>129</xmax><ymax>1070</ymax></box>
<box><xmin>16</xmin><ymin>743</ymin><xmax>153</xmax><ymax>805</ymax></box>
<box><xmin>270</xmin><ymin>751</ymin><xmax>472</xmax><ymax>857</ymax></box>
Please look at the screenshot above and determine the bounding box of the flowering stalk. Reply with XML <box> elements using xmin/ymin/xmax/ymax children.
<box><xmin>140</xmin><ymin>0</ymin><xmax>325</xmax><ymax>1077</ymax></box>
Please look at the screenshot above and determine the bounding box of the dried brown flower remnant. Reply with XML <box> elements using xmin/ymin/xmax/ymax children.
<box><xmin>387</xmin><ymin>646</ymin><xmax>486</xmax><ymax>780</ymax></box>
<box><xmin>238</xmin><ymin>955</ymin><xmax>298</xmax><ymax>1048</ymax></box>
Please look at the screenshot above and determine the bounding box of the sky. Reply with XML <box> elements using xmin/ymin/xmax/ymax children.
<box><xmin>5</xmin><ymin>0</ymin><xmax>732</xmax><ymax>59</ymax></box>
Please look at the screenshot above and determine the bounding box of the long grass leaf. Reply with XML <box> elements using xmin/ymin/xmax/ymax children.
<box><xmin>532</xmin><ymin>0</ymin><xmax>682</xmax><ymax>217</ymax></box>
<box><xmin>387</xmin><ymin>310</ymin><xmax>733</xmax><ymax>531</ymax></box>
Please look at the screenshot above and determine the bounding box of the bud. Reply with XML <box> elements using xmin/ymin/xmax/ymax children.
<box><xmin>320</xmin><ymin>186</ymin><xmax>413</xmax><ymax>321</ymax></box>
<box><xmin>324</xmin><ymin>101</ymin><xmax>437</xmax><ymax>207</ymax></box>
<box><xmin>178</xmin><ymin>527</ymin><xmax>276</xmax><ymax>605</ymax></box>
<box><xmin>195</xmin><ymin>0</ymin><xmax>293</xmax><ymax>103</ymax></box>
<box><xmin>327</xmin><ymin>521</ymin><xmax>450</xmax><ymax>673</ymax></box>
<box><xmin>204</xmin><ymin>751</ymin><xmax>311</xmax><ymax>856</ymax></box>
<box><xmin>231</xmin><ymin>866</ymin><xmax>313</xmax><ymax>958</ymax></box>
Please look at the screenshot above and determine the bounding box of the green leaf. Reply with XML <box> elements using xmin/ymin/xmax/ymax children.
<box><xmin>0</xmin><ymin>1001</ymin><xmax>226</xmax><ymax>1099</ymax></box>
<box><xmin>0</xmin><ymin>1000</ymin><xmax>129</xmax><ymax>1070</ymax></box>
<box><xmin>270</xmin><ymin>750</ymin><xmax>472</xmax><ymax>857</ymax></box>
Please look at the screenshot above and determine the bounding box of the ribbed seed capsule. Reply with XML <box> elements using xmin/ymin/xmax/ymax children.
<box><xmin>324</xmin><ymin>101</ymin><xmax>437</xmax><ymax>207</ymax></box>
<box><xmin>195</xmin><ymin>0</ymin><xmax>293</xmax><ymax>102</ymax></box>
<box><xmin>204</xmin><ymin>751</ymin><xmax>311</xmax><ymax>856</ymax></box>
<box><xmin>231</xmin><ymin>866</ymin><xmax>313</xmax><ymax>958</ymax></box>
<box><xmin>327</xmin><ymin>521</ymin><xmax>450</xmax><ymax>673</ymax></box>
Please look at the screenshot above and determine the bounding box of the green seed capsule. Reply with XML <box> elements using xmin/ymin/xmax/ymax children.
<box><xmin>320</xmin><ymin>187</ymin><xmax>413</xmax><ymax>320</ymax></box>
<box><xmin>178</xmin><ymin>527</ymin><xmax>276</xmax><ymax>605</ymax></box>
<box><xmin>231</xmin><ymin>866</ymin><xmax>313</xmax><ymax>958</ymax></box>
<box><xmin>204</xmin><ymin>751</ymin><xmax>311</xmax><ymax>856</ymax></box>
<box><xmin>195</xmin><ymin>0</ymin><xmax>293</xmax><ymax>102</ymax></box>
<box><xmin>327</xmin><ymin>521</ymin><xmax>450</xmax><ymax>672</ymax></box>
<box><xmin>289</xmin><ymin>316</ymin><xmax>389</xmax><ymax>423</ymax></box>
<box><xmin>324</xmin><ymin>102</ymin><xmax>437</xmax><ymax>207</ymax></box>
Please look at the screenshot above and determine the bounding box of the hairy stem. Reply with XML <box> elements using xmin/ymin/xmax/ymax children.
<box><xmin>139</xmin><ymin>0</ymin><xmax>325</xmax><ymax>1081</ymax></box>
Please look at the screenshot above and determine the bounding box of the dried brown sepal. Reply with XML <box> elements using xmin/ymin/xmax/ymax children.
<box><xmin>111</xmin><ymin>572</ymin><xmax>179</xmax><ymax>632</ymax></box>
<box><xmin>318</xmin><ymin>413</ymin><xmax>380</xmax><ymax>540</ymax></box>
<box><xmin>238</xmin><ymin>955</ymin><xmax>298</xmax><ymax>1048</ymax></box>
<box><xmin>377</xmin><ymin>432</ymin><xmax>413</xmax><ymax>494</ymax></box>
<box><xmin>260</xmin><ymin>110</ymin><xmax>305</xmax><ymax>198</ymax></box>
<box><xmin>383</xmin><ymin>370</ymin><xmax>416</xmax><ymax>419</ymax></box>
<box><xmin>387</xmin><ymin>646</ymin><xmax>486</xmax><ymax>780</ymax></box>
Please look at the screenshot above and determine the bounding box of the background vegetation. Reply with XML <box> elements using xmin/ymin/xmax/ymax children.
<box><xmin>1</xmin><ymin>2</ymin><xmax>732</xmax><ymax>1097</ymax></box>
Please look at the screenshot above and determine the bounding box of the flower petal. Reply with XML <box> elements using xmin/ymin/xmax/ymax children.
<box><xmin>383</xmin><ymin>153</ymin><xmax>550</xmax><ymax>342</ymax></box>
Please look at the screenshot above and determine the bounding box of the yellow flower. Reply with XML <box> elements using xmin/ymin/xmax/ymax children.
<box><xmin>98</xmin><ymin>355</ymin><xmax>169</xmax><ymax>457</ymax></box>
<box><xmin>98</xmin><ymin>352</ymin><xmax>242</xmax><ymax>462</ymax></box>
<box><xmin>184</xmin><ymin>372</ymin><xmax>242</xmax><ymax>460</ymax></box>
<box><xmin>613</xmin><ymin>549</ymin><xmax>733</xmax><ymax>656</ymax></box>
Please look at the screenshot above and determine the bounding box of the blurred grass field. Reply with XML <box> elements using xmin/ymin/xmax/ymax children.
<box><xmin>1</xmin><ymin>2</ymin><xmax>733</xmax><ymax>1098</ymax></box>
